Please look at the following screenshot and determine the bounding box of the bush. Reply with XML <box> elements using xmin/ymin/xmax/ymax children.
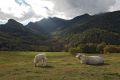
<box><xmin>97</xmin><ymin>42</ymin><xmax>106</xmax><ymax>54</ymax></box>
<box><xmin>69</xmin><ymin>43</ymin><xmax>98</xmax><ymax>55</ymax></box>
<box><xmin>77</xmin><ymin>43</ymin><xmax>98</xmax><ymax>53</ymax></box>
<box><xmin>69</xmin><ymin>47</ymin><xmax>81</xmax><ymax>55</ymax></box>
<box><xmin>83</xmin><ymin>43</ymin><xmax>98</xmax><ymax>53</ymax></box>
<box><xmin>104</xmin><ymin>45</ymin><xmax>120</xmax><ymax>53</ymax></box>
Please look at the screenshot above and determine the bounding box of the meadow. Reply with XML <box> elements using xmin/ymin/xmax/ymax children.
<box><xmin>0</xmin><ymin>51</ymin><xmax>120</xmax><ymax>80</ymax></box>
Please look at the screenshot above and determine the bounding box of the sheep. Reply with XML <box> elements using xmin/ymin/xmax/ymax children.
<box><xmin>33</xmin><ymin>53</ymin><xmax>47</xmax><ymax>67</ymax></box>
<box><xmin>76</xmin><ymin>53</ymin><xmax>104</xmax><ymax>65</ymax></box>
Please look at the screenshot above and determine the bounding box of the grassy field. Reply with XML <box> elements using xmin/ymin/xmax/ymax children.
<box><xmin>0</xmin><ymin>51</ymin><xmax>120</xmax><ymax>80</ymax></box>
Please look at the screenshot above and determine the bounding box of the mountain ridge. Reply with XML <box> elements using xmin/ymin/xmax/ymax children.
<box><xmin>0</xmin><ymin>11</ymin><xmax>120</xmax><ymax>51</ymax></box>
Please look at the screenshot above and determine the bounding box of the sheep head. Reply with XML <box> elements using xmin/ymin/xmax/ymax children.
<box><xmin>76</xmin><ymin>53</ymin><xmax>85</xmax><ymax>60</ymax></box>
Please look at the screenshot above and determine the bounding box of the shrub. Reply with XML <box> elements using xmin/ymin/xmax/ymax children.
<box><xmin>83</xmin><ymin>43</ymin><xmax>98</xmax><ymax>53</ymax></box>
<box><xmin>77</xmin><ymin>43</ymin><xmax>98</xmax><ymax>53</ymax></box>
<box><xmin>69</xmin><ymin>43</ymin><xmax>98</xmax><ymax>55</ymax></box>
<box><xmin>104</xmin><ymin>45</ymin><xmax>120</xmax><ymax>53</ymax></box>
<box><xmin>97</xmin><ymin>42</ymin><xmax>106</xmax><ymax>54</ymax></box>
<box><xmin>69</xmin><ymin>47</ymin><xmax>81</xmax><ymax>55</ymax></box>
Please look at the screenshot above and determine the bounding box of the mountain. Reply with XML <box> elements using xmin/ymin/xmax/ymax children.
<box><xmin>0</xmin><ymin>19</ymin><xmax>51</xmax><ymax>51</ymax></box>
<box><xmin>70</xmin><ymin>14</ymin><xmax>91</xmax><ymax>23</ymax></box>
<box><xmin>0</xmin><ymin>11</ymin><xmax>120</xmax><ymax>51</ymax></box>
<box><xmin>0</xmin><ymin>19</ymin><xmax>25</xmax><ymax>32</ymax></box>
<box><xmin>56</xmin><ymin>11</ymin><xmax>120</xmax><ymax>51</ymax></box>
<box><xmin>60</xmin><ymin>11</ymin><xmax>120</xmax><ymax>34</ymax></box>
<box><xmin>26</xmin><ymin>17</ymin><xmax>70</xmax><ymax>33</ymax></box>
<box><xmin>26</xmin><ymin>22</ymin><xmax>47</xmax><ymax>34</ymax></box>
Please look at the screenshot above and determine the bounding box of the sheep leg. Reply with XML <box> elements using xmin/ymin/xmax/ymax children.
<box><xmin>35</xmin><ymin>63</ymin><xmax>37</xmax><ymax>67</ymax></box>
<box><xmin>41</xmin><ymin>59</ymin><xmax>44</xmax><ymax>66</ymax></box>
<box><xmin>42</xmin><ymin>59</ymin><xmax>46</xmax><ymax>66</ymax></box>
<box><xmin>80</xmin><ymin>60</ymin><xmax>83</xmax><ymax>64</ymax></box>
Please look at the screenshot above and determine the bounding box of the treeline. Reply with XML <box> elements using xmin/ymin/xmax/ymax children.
<box><xmin>56</xmin><ymin>28</ymin><xmax>120</xmax><ymax>53</ymax></box>
<box><xmin>0</xmin><ymin>28</ymin><xmax>120</xmax><ymax>52</ymax></box>
<box><xmin>0</xmin><ymin>32</ymin><xmax>62</xmax><ymax>52</ymax></box>
<box><xmin>69</xmin><ymin>43</ymin><xmax>120</xmax><ymax>55</ymax></box>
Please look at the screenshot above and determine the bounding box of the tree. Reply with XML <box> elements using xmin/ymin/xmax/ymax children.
<box><xmin>97</xmin><ymin>42</ymin><xmax>106</xmax><ymax>54</ymax></box>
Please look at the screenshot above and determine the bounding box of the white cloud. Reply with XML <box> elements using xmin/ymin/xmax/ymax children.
<box><xmin>50</xmin><ymin>0</ymin><xmax>116</xmax><ymax>18</ymax></box>
<box><xmin>0</xmin><ymin>19</ymin><xmax>7</xmax><ymax>24</ymax></box>
<box><xmin>0</xmin><ymin>0</ymin><xmax>120</xmax><ymax>24</ymax></box>
<box><xmin>0</xmin><ymin>0</ymin><xmax>55</xmax><ymax>24</ymax></box>
<box><xmin>25</xmin><ymin>0</ymin><xmax>54</xmax><ymax>17</ymax></box>
<box><xmin>0</xmin><ymin>0</ymin><xmax>30</xmax><ymax>18</ymax></box>
<box><xmin>109</xmin><ymin>0</ymin><xmax>120</xmax><ymax>11</ymax></box>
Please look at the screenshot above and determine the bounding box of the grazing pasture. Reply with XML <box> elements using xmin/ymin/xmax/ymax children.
<box><xmin>0</xmin><ymin>51</ymin><xmax>120</xmax><ymax>80</ymax></box>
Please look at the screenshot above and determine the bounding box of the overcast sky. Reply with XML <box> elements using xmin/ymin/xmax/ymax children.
<box><xmin>0</xmin><ymin>0</ymin><xmax>120</xmax><ymax>24</ymax></box>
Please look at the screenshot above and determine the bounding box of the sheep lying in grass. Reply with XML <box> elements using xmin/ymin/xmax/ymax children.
<box><xmin>33</xmin><ymin>54</ymin><xmax>47</xmax><ymax>67</ymax></box>
<box><xmin>76</xmin><ymin>53</ymin><xmax>104</xmax><ymax>65</ymax></box>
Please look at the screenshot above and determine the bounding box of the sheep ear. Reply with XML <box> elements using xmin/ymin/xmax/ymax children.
<box><xmin>75</xmin><ymin>55</ymin><xmax>78</xmax><ymax>57</ymax></box>
<box><xmin>76</xmin><ymin>55</ymin><xmax>79</xmax><ymax>58</ymax></box>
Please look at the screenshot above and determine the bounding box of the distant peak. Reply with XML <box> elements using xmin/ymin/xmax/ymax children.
<box><xmin>75</xmin><ymin>13</ymin><xmax>90</xmax><ymax>18</ymax></box>
<box><xmin>6</xmin><ymin>19</ymin><xmax>23</xmax><ymax>26</ymax></box>
<box><xmin>71</xmin><ymin>13</ymin><xmax>91</xmax><ymax>21</ymax></box>
<box><xmin>8</xmin><ymin>19</ymin><xmax>17</xmax><ymax>23</ymax></box>
<box><xmin>82</xmin><ymin>13</ymin><xmax>90</xmax><ymax>16</ymax></box>
<box><xmin>28</xmin><ymin>22</ymin><xmax>34</xmax><ymax>24</ymax></box>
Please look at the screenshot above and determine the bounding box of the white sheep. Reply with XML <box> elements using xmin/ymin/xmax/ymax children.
<box><xmin>33</xmin><ymin>53</ymin><xmax>47</xmax><ymax>67</ymax></box>
<box><xmin>76</xmin><ymin>53</ymin><xmax>104</xmax><ymax>65</ymax></box>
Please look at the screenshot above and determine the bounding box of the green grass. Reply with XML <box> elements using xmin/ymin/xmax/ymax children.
<box><xmin>0</xmin><ymin>51</ymin><xmax>120</xmax><ymax>80</ymax></box>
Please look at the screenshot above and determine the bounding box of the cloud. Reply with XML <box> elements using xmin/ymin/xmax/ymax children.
<box><xmin>0</xmin><ymin>0</ymin><xmax>119</xmax><ymax>24</ymax></box>
<box><xmin>109</xmin><ymin>0</ymin><xmax>120</xmax><ymax>11</ymax></box>
<box><xmin>0</xmin><ymin>0</ymin><xmax>30</xmax><ymax>18</ymax></box>
<box><xmin>0</xmin><ymin>0</ymin><xmax>54</xmax><ymax>24</ymax></box>
<box><xmin>50</xmin><ymin>0</ymin><xmax>116</xmax><ymax>18</ymax></box>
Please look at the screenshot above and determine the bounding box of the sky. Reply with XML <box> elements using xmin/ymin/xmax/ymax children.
<box><xmin>0</xmin><ymin>0</ymin><xmax>120</xmax><ymax>24</ymax></box>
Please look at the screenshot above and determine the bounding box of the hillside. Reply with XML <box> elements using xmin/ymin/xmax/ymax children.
<box><xmin>56</xmin><ymin>11</ymin><xmax>120</xmax><ymax>51</ymax></box>
<box><xmin>0</xmin><ymin>19</ymin><xmax>52</xmax><ymax>51</ymax></box>
<box><xmin>0</xmin><ymin>11</ymin><xmax>120</xmax><ymax>51</ymax></box>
